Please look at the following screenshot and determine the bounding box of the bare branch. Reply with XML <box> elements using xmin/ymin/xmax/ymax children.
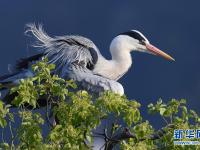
<box><xmin>94</xmin><ymin>124</ymin><xmax>175</xmax><ymax>150</ymax></box>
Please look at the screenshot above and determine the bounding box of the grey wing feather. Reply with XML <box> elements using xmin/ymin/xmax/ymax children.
<box><xmin>0</xmin><ymin>70</ymin><xmax>34</xmax><ymax>89</ymax></box>
<box><xmin>65</xmin><ymin>65</ymin><xmax>124</xmax><ymax>95</ymax></box>
<box><xmin>25</xmin><ymin>23</ymin><xmax>99</xmax><ymax>77</ymax></box>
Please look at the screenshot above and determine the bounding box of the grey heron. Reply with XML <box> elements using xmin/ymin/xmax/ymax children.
<box><xmin>0</xmin><ymin>24</ymin><xmax>174</xmax><ymax>97</ymax></box>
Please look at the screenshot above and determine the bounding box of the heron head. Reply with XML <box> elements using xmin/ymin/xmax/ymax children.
<box><xmin>115</xmin><ymin>30</ymin><xmax>175</xmax><ymax>61</ymax></box>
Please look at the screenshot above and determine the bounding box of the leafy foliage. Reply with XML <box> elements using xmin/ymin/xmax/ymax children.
<box><xmin>0</xmin><ymin>101</ymin><xmax>13</xmax><ymax>128</ymax></box>
<box><xmin>17</xmin><ymin>111</ymin><xmax>44</xmax><ymax>149</ymax></box>
<box><xmin>0</xmin><ymin>58</ymin><xmax>199</xmax><ymax>150</ymax></box>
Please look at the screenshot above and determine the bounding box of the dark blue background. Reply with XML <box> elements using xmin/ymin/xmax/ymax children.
<box><xmin>0</xmin><ymin>0</ymin><xmax>199</xmax><ymax>128</ymax></box>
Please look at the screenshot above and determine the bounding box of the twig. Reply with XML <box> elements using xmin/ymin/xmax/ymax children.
<box><xmin>45</xmin><ymin>96</ymin><xmax>54</xmax><ymax>128</ymax></box>
<box><xmin>162</xmin><ymin>116</ymin><xmax>169</xmax><ymax>125</ymax></box>
<box><xmin>1</xmin><ymin>128</ymin><xmax>5</xmax><ymax>143</ymax></box>
<box><xmin>170</xmin><ymin>115</ymin><xmax>173</xmax><ymax>124</ymax></box>
<box><xmin>9</xmin><ymin>122</ymin><xmax>14</xmax><ymax>148</ymax></box>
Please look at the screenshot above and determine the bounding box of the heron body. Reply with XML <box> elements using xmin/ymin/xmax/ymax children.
<box><xmin>0</xmin><ymin>24</ymin><xmax>174</xmax><ymax>97</ymax></box>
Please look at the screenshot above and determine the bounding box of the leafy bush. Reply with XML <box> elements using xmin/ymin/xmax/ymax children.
<box><xmin>0</xmin><ymin>58</ymin><xmax>200</xmax><ymax>150</ymax></box>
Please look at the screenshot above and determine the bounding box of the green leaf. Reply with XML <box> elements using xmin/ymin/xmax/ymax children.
<box><xmin>0</xmin><ymin>118</ymin><xmax>7</xmax><ymax>128</ymax></box>
<box><xmin>159</xmin><ymin>107</ymin><xmax>166</xmax><ymax>116</ymax></box>
<box><xmin>86</xmin><ymin>135</ymin><xmax>92</xmax><ymax>143</ymax></box>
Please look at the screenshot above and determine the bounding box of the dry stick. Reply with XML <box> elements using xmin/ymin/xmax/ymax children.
<box><xmin>45</xmin><ymin>95</ymin><xmax>54</xmax><ymax>128</ymax></box>
<box><xmin>9</xmin><ymin>122</ymin><xmax>14</xmax><ymax>148</ymax></box>
<box><xmin>1</xmin><ymin>128</ymin><xmax>5</xmax><ymax>143</ymax></box>
<box><xmin>162</xmin><ymin>116</ymin><xmax>169</xmax><ymax>125</ymax></box>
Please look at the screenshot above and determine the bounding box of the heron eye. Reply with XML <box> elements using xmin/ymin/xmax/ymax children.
<box><xmin>139</xmin><ymin>40</ymin><xmax>146</xmax><ymax>45</ymax></box>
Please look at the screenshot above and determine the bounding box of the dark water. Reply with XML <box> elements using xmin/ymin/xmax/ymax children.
<box><xmin>0</xmin><ymin>0</ymin><xmax>199</xmax><ymax>135</ymax></box>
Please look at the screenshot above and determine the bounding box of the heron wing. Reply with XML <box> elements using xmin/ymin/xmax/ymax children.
<box><xmin>0</xmin><ymin>70</ymin><xmax>34</xmax><ymax>90</ymax></box>
<box><xmin>0</xmin><ymin>24</ymin><xmax>124</xmax><ymax>95</ymax></box>
<box><xmin>23</xmin><ymin>24</ymin><xmax>99</xmax><ymax>78</ymax></box>
<box><xmin>65</xmin><ymin>64</ymin><xmax>124</xmax><ymax>95</ymax></box>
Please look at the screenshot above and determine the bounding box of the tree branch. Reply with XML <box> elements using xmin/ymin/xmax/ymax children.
<box><xmin>94</xmin><ymin>124</ymin><xmax>175</xmax><ymax>150</ymax></box>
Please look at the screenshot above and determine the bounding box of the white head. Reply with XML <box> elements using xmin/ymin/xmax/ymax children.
<box><xmin>110</xmin><ymin>30</ymin><xmax>175</xmax><ymax>61</ymax></box>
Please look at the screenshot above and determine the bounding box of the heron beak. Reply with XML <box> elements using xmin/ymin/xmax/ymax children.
<box><xmin>145</xmin><ymin>43</ymin><xmax>175</xmax><ymax>61</ymax></box>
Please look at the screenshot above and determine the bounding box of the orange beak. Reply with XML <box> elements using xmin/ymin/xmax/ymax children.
<box><xmin>145</xmin><ymin>43</ymin><xmax>175</xmax><ymax>61</ymax></box>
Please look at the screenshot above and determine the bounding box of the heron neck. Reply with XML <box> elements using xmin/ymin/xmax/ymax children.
<box><xmin>109</xmin><ymin>47</ymin><xmax>132</xmax><ymax>80</ymax></box>
<box><xmin>93</xmin><ymin>48</ymin><xmax>132</xmax><ymax>81</ymax></box>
